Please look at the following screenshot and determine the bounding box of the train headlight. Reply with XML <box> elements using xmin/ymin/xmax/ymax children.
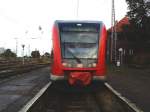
<box><xmin>68</xmin><ymin>64</ymin><xmax>72</xmax><ymax>67</ymax></box>
<box><xmin>88</xmin><ymin>63</ymin><xmax>97</xmax><ymax>67</ymax></box>
<box><xmin>92</xmin><ymin>63</ymin><xmax>97</xmax><ymax>67</ymax></box>
<box><xmin>88</xmin><ymin>64</ymin><xmax>92</xmax><ymax>67</ymax></box>
<box><xmin>76</xmin><ymin>63</ymin><xmax>83</xmax><ymax>68</ymax></box>
<box><xmin>62</xmin><ymin>62</ymin><xmax>67</xmax><ymax>67</ymax></box>
<box><xmin>62</xmin><ymin>63</ymin><xmax>72</xmax><ymax>67</ymax></box>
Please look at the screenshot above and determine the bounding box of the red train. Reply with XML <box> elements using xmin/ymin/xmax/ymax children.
<box><xmin>51</xmin><ymin>20</ymin><xmax>107</xmax><ymax>86</ymax></box>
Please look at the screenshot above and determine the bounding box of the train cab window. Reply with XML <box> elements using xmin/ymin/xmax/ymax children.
<box><xmin>59</xmin><ymin>23</ymin><xmax>101</xmax><ymax>60</ymax></box>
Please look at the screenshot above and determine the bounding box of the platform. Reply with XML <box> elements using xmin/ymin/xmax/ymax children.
<box><xmin>107</xmin><ymin>65</ymin><xmax>150</xmax><ymax>112</ymax></box>
<box><xmin>0</xmin><ymin>67</ymin><xmax>49</xmax><ymax>112</ymax></box>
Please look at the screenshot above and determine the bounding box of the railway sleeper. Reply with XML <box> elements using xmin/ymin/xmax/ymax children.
<box><xmin>20</xmin><ymin>82</ymin><xmax>142</xmax><ymax>112</ymax></box>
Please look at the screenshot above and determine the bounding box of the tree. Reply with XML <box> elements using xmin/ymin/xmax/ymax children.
<box><xmin>121</xmin><ymin>23</ymin><xmax>140</xmax><ymax>42</ymax></box>
<box><xmin>126</xmin><ymin>0</ymin><xmax>150</xmax><ymax>42</ymax></box>
<box><xmin>1</xmin><ymin>49</ymin><xmax>16</xmax><ymax>58</ymax></box>
<box><xmin>43</xmin><ymin>52</ymin><xmax>50</xmax><ymax>58</ymax></box>
<box><xmin>31</xmin><ymin>50</ymin><xmax>40</xmax><ymax>58</ymax></box>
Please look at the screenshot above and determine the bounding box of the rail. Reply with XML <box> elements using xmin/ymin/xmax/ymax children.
<box><xmin>19</xmin><ymin>81</ymin><xmax>143</xmax><ymax>112</ymax></box>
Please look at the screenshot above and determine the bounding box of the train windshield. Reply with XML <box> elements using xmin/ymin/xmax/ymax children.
<box><xmin>59</xmin><ymin>23</ymin><xmax>100</xmax><ymax>59</ymax></box>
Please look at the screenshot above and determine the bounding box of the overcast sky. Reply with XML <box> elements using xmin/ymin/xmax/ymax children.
<box><xmin>0</xmin><ymin>0</ymin><xmax>128</xmax><ymax>56</ymax></box>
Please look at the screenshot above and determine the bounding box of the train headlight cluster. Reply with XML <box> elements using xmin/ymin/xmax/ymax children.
<box><xmin>88</xmin><ymin>63</ymin><xmax>97</xmax><ymax>67</ymax></box>
<box><xmin>63</xmin><ymin>62</ymin><xmax>97</xmax><ymax>68</ymax></box>
<box><xmin>62</xmin><ymin>62</ymin><xmax>72</xmax><ymax>67</ymax></box>
<box><xmin>68</xmin><ymin>64</ymin><xmax>72</xmax><ymax>67</ymax></box>
<box><xmin>76</xmin><ymin>63</ymin><xmax>83</xmax><ymax>68</ymax></box>
<box><xmin>62</xmin><ymin>62</ymin><xmax>67</xmax><ymax>67</ymax></box>
<box><xmin>92</xmin><ymin>63</ymin><xmax>97</xmax><ymax>67</ymax></box>
<box><xmin>88</xmin><ymin>64</ymin><xmax>92</xmax><ymax>67</ymax></box>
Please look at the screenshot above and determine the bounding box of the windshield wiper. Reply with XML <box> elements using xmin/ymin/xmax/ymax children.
<box><xmin>67</xmin><ymin>48</ymin><xmax>82</xmax><ymax>63</ymax></box>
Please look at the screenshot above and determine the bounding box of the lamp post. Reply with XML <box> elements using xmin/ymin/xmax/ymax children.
<box><xmin>118</xmin><ymin>48</ymin><xmax>123</xmax><ymax>65</ymax></box>
<box><xmin>14</xmin><ymin>38</ymin><xmax>18</xmax><ymax>57</ymax></box>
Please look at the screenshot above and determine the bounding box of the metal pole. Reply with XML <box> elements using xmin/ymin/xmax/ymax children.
<box><xmin>22</xmin><ymin>44</ymin><xmax>25</xmax><ymax>65</ymax></box>
<box><xmin>14</xmin><ymin>38</ymin><xmax>18</xmax><ymax>57</ymax></box>
<box><xmin>28</xmin><ymin>44</ymin><xmax>30</xmax><ymax>56</ymax></box>
<box><xmin>76</xmin><ymin>0</ymin><xmax>79</xmax><ymax>19</ymax></box>
<box><xmin>110</xmin><ymin>0</ymin><xmax>114</xmax><ymax>62</ymax></box>
<box><xmin>110</xmin><ymin>0</ymin><xmax>116</xmax><ymax>63</ymax></box>
<box><xmin>114</xmin><ymin>21</ymin><xmax>117</xmax><ymax>62</ymax></box>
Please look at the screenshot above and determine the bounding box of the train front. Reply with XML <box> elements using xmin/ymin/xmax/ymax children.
<box><xmin>51</xmin><ymin>21</ymin><xmax>107</xmax><ymax>86</ymax></box>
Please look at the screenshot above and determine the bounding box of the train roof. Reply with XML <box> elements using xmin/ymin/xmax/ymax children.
<box><xmin>54</xmin><ymin>20</ymin><xmax>104</xmax><ymax>25</ymax></box>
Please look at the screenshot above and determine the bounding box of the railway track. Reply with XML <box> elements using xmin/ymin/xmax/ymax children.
<box><xmin>0</xmin><ymin>63</ymin><xmax>49</xmax><ymax>79</ymax></box>
<box><xmin>19</xmin><ymin>81</ymin><xmax>142</xmax><ymax>112</ymax></box>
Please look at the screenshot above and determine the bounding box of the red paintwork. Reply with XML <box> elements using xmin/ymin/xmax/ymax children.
<box><xmin>69</xmin><ymin>72</ymin><xmax>91</xmax><ymax>85</ymax></box>
<box><xmin>96</xmin><ymin>25</ymin><xmax>107</xmax><ymax>75</ymax></box>
<box><xmin>51</xmin><ymin>22</ymin><xmax>107</xmax><ymax>85</ymax></box>
<box><xmin>51</xmin><ymin>25</ymin><xmax>64</xmax><ymax>75</ymax></box>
